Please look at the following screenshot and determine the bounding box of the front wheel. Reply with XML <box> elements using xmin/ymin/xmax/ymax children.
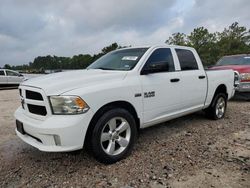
<box><xmin>90</xmin><ymin>108</ymin><xmax>137</xmax><ymax>164</ymax></box>
<box><xmin>205</xmin><ymin>93</ymin><xmax>227</xmax><ymax>120</ymax></box>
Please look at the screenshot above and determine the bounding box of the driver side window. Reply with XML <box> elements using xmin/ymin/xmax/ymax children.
<box><xmin>143</xmin><ymin>48</ymin><xmax>175</xmax><ymax>73</ymax></box>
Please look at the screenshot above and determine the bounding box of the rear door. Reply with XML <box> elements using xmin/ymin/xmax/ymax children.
<box><xmin>174</xmin><ymin>48</ymin><xmax>207</xmax><ymax>110</ymax></box>
<box><xmin>140</xmin><ymin>48</ymin><xmax>182</xmax><ymax>125</ymax></box>
<box><xmin>0</xmin><ymin>70</ymin><xmax>7</xmax><ymax>84</ymax></box>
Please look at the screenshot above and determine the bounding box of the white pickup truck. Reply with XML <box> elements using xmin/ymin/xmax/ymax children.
<box><xmin>15</xmin><ymin>45</ymin><xmax>236</xmax><ymax>163</ymax></box>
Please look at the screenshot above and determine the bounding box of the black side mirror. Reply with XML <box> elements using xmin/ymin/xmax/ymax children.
<box><xmin>18</xmin><ymin>74</ymin><xmax>23</xmax><ymax>77</ymax></box>
<box><xmin>141</xmin><ymin>61</ymin><xmax>169</xmax><ymax>75</ymax></box>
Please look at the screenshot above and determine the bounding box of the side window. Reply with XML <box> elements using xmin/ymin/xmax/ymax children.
<box><xmin>6</xmin><ymin>70</ymin><xmax>19</xmax><ymax>76</ymax></box>
<box><xmin>175</xmin><ymin>49</ymin><xmax>198</xmax><ymax>71</ymax></box>
<box><xmin>0</xmin><ymin>70</ymin><xmax>5</xmax><ymax>76</ymax></box>
<box><xmin>144</xmin><ymin>48</ymin><xmax>175</xmax><ymax>72</ymax></box>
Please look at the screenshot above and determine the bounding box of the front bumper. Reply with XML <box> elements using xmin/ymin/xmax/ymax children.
<box><xmin>14</xmin><ymin>107</ymin><xmax>94</xmax><ymax>152</ymax></box>
<box><xmin>236</xmin><ymin>82</ymin><xmax>250</xmax><ymax>92</ymax></box>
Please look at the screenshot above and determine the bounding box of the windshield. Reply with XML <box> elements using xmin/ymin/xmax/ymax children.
<box><xmin>216</xmin><ymin>56</ymin><xmax>250</xmax><ymax>66</ymax></box>
<box><xmin>87</xmin><ymin>48</ymin><xmax>149</xmax><ymax>71</ymax></box>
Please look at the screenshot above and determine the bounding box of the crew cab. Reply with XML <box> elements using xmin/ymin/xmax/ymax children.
<box><xmin>209</xmin><ymin>54</ymin><xmax>250</xmax><ymax>100</ymax></box>
<box><xmin>14</xmin><ymin>45</ymin><xmax>236</xmax><ymax>163</ymax></box>
<box><xmin>0</xmin><ymin>69</ymin><xmax>25</xmax><ymax>87</ymax></box>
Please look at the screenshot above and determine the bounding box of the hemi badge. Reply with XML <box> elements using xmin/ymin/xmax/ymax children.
<box><xmin>135</xmin><ymin>93</ymin><xmax>142</xmax><ymax>97</ymax></box>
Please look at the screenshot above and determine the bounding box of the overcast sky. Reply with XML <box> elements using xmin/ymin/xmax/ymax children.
<box><xmin>0</xmin><ymin>0</ymin><xmax>250</xmax><ymax>67</ymax></box>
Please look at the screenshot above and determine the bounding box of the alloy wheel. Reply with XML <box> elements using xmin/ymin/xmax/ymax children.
<box><xmin>100</xmin><ymin>117</ymin><xmax>131</xmax><ymax>156</ymax></box>
<box><xmin>215</xmin><ymin>97</ymin><xmax>226</xmax><ymax>118</ymax></box>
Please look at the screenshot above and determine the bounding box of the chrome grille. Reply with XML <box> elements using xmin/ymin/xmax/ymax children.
<box><xmin>19</xmin><ymin>86</ymin><xmax>49</xmax><ymax>117</ymax></box>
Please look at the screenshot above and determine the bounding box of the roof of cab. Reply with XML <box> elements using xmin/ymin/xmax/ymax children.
<box><xmin>118</xmin><ymin>44</ymin><xmax>195</xmax><ymax>51</ymax></box>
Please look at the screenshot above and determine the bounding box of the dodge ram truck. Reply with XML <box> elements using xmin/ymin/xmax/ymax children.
<box><xmin>15</xmin><ymin>45</ymin><xmax>236</xmax><ymax>163</ymax></box>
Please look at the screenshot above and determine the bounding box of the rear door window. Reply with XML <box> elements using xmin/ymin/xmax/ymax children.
<box><xmin>175</xmin><ymin>49</ymin><xmax>198</xmax><ymax>71</ymax></box>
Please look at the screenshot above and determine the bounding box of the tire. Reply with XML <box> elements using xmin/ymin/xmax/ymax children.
<box><xmin>205</xmin><ymin>93</ymin><xmax>227</xmax><ymax>120</ymax></box>
<box><xmin>90</xmin><ymin>108</ymin><xmax>137</xmax><ymax>164</ymax></box>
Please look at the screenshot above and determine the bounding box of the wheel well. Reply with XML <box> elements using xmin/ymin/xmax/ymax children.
<box><xmin>84</xmin><ymin>101</ymin><xmax>140</xmax><ymax>147</ymax></box>
<box><xmin>210</xmin><ymin>84</ymin><xmax>228</xmax><ymax>107</ymax></box>
<box><xmin>214</xmin><ymin>84</ymin><xmax>228</xmax><ymax>97</ymax></box>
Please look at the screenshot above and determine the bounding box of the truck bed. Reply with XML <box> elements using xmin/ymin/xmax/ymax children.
<box><xmin>204</xmin><ymin>69</ymin><xmax>235</xmax><ymax>107</ymax></box>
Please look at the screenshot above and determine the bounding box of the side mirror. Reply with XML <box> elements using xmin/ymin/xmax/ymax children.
<box><xmin>141</xmin><ymin>61</ymin><xmax>169</xmax><ymax>75</ymax></box>
<box><xmin>18</xmin><ymin>74</ymin><xmax>23</xmax><ymax>77</ymax></box>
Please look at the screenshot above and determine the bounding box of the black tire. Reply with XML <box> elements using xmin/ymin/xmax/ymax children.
<box><xmin>205</xmin><ymin>93</ymin><xmax>227</xmax><ymax>120</ymax></box>
<box><xmin>90</xmin><ymin>108</ymin><xmax>137</xmax><ymax>164</ymax></box>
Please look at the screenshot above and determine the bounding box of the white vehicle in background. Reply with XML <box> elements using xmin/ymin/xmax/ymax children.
<box><xmin>0</xmin><ymin>69</ymin><xmax>25</xmax><ymax>87</ymax></box>
<box><xmin>15</xmin><ymin>45</ymin><xmax>236</xmax><ymax>164</ymax></box>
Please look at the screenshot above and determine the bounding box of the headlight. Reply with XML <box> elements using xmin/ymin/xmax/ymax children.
<box><xmin>234</xmin><ymin>71</ymin><xmax>240</xmax><ymax>87</ymax></box>
<box><xmin>240</xmin><ymin>73</ymin><xmax>250</xmax><ymax>82</ymax></box>
<box><xmin>49</xmin><ymin>96</ymin><xmax>89</xmax><ymax>115</ymax></box>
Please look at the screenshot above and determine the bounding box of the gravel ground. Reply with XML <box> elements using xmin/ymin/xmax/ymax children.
<box><xmin>0</xmin><ymin>89</ymin><xmax>249</xmax><ymax>188</ymax></box>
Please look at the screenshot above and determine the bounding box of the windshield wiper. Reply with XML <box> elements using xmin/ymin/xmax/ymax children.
<box><xmin>94</xmin><ymin>67</ymin><xmax>116</xmax><ymax>70</ymax></box>
<box><xmin>88</xmin><ymin>67</ymin><xmax>128</xmax><ymax>71</ymax></box>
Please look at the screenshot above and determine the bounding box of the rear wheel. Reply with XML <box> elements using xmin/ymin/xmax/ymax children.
<box><xmin>90</xmin><ymin>108</ymin><xmax>137</xmax><ymax>164</ymax></box>
<box><xmin>205</xmin><ymin>93</ymin><xmax>227</xmax><ymax>120</ymax></box>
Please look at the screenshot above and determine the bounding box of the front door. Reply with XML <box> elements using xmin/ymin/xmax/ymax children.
<box><xmin>6</xmin><ymin>70</ymin><xmax>22</xmax><ymax>84</ymax></box>
<box><xmin>140</xmin><ymin>48</ymin><xmax>182</xmax><ymax>126</ymax></box>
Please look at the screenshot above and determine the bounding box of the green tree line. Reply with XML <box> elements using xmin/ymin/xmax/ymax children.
<box><xmin>5</xmin><ymin>43</ymin><xmax>122</xmax><ymax>72</ymax></box>
<box><xmin>3</xmin><ymin>22</ymin><xmax>250</xmax><ymax>71</ymax></box>
<box><xmin>166</xmin><ymin>22</ymin><xmax>250</xmax><ymax>66</ymax></box>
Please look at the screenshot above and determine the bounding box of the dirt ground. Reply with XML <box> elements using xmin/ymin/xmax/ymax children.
<box><xmin>0</xmin><ymin>89</ymin><xmax>249</xmax><ymax>188</ymax></box>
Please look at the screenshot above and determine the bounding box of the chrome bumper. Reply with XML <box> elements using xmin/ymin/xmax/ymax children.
<box><xmin>236</xmin><ymin>82</ymin><xmax>250</xmax><ymax>92</ymax></box>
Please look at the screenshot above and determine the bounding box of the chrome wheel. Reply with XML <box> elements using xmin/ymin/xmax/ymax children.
<box><xmin>215</xmin><ymin>97</ymin><xmax>225</xmax><ymax>118</ymax></box>
<box><xmin>100</xmin><ymin>117</ymin><xmax>131</xmax><ymax>156</ymax></box>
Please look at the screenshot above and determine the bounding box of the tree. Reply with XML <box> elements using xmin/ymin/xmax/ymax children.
<box><xmin>101</xmin><ymin>43</ymin><xmax>119</xmax><ymax>54</ymax></box>
<box><xmin>217</xmin><ymin>22</ymin><xmax>250</xmax><ymax>55</ymax></box>
<box><xmin>3</xmin><ymin>64</ymin><xmax>11</xmax><ymax>69</ymax></box>
<box><xmin>165</xmin><ymin>22</ymin><xmax>250</xmax><ymax>66</ymax></box>
<box><xmin>92</xmin><ymin>42</ymin><xmax>120</xmax><ymax>61</ymax></box>
<box><xmin>11</xmin><ymin>25</ymin><xmax>250</xmax><ymax>71</ymax></box>
<box><xmin>12</xmin><ymin>43</ymin><xmax>123</xmax><ymax>71</ymax></box>
<box><xmin>187</xmin><ymin>27</ymin><xmax>215</xmax><ymax>50</ymax></box>
<box><xmin>165</xmin><ymin>32</ymin><xmax>187</xmax><ymax>46</ymax></box>
<box><xmin>187</xmin><ymin>27</ymin><xmax>217</xmax><ymax>65</ymax></box>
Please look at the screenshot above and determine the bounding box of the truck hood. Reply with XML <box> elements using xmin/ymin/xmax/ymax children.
<box><xmin>21</xmin><ymin>69</ymin><xmax>127</xmax><ymax>95</ymax></box>
<box><xmin>209</xmin><ymin>65</ymin><xmax>250</xmax><ymax>73</ymax></box>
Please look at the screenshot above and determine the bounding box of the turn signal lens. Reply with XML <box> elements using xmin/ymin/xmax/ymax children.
<box><xmin>75</xmin><ymin>97</ymin><xmax>87</xmax><ymax>109</ymax></box>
